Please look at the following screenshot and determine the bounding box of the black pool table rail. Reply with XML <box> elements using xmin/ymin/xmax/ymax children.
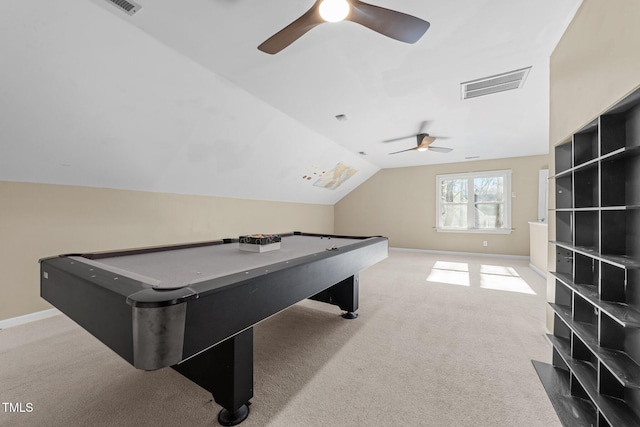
<box><xmin>63</xmin><ymin>231</ymin><xmax>381</xmax><ymax>260</ymax></box>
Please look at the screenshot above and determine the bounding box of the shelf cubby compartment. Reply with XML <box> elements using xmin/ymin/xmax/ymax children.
<box><xmin>601</xmin><ymin>210</ymin><xmax>640</xmax><ymax>267</ymax></box>
<box><xmin>571</xmin><ymin>367</ymin><xmax>594</xmax><ymax>402</ymax></box>
<box><xmin>600</xmin><ymin>113</ymin><xmax>628</xmax><ymax>156</ymax></box>
<box><xmin>548</xmin><ymin>335</ymin><xmax>569</xmax><ymax>373</ymax></box>
<box><xmin>553</xmin><ymin>271</ymin><xmax>596</xmax><ymax>303</ymax></box>
<box><xmin>574</xmin><ymin>163</ymin><xmax>599</xmax><ymax>208</ymax></box>
<box><xmin>575</xmin><ymin>252</ymin><xmax>599</xmax><ymax>287</ymax></box>
<box><xmin>552</xmin><ymin>303</ymin><xmax>596</xmax><ymax>347</ymax></box>
<box><xmin>574</xmin><ymin>120</ymin><xmax>599</xmax><ymax>167</ymax></box>
<box><xmin>574</xmin><ymin>211</ymin><xmax>599</xmax><ymax>251</ymax></box>
<box><xmin>555</xmin><ymin>211</ymin><xmax>573</xmax><ymax>245</ymax></box>
<box><xmin>601</xmin><ymin>262</ymin><xmax>628</xmax><ymax>304</ymax></box>
<box><xmin>574</xmin><ymin>294</ymin><xmax>598</xmax><ymax>338</ymax></box>
<box><xmin>601</xmin><ymin>362</ymin><xmax>627</xmax><ymax>401</ymax></box>
<box><xmin>601</xmin><ymin>153</ymin><xmax>640</xmax><ymax>207</ymax></box>
<box><xmin>556</xmin><ymin>174</ymin><xmax>573</xmax><ymax>209</ymax></box>
<box><xmin>628</xmin><ymin>269</ymin><xmax>640</xmax><ymax>309</ymax></box>
<box><xmin>601</xmin><ymin>100</ymin><xmax>640</xmax><ymax>156</ymax></box>
<box><xmin>627</xmin><ymin>102</ymin><xmax>640</xmax><ymax>149</ymax></box>
<box><xmin>555</xmin><ymin>247</ymin><xmax>573</xmax><ymax>276</ymax></box>
<box><xmin>597</xmin><ymin>313</ymin><xmax>640</xmax><ymax>389</ymax></box>
<box><xmin>555</xmin><ymin>275</ymin><xmax>573</xmax><ymax>308</ymax></box>
<box><xmin>555</xmin><ymin>140</ymin><xmax>573</xmax><ymax>175</ymax></box>
<box><xmin>572</xmin><ymin>338</ymin><xmax>598</xmax><ymax>398</ymax></box>
<box><xmin>554</xmin><ymin>309</ymin><xmax>573</xmax><ymax>341</ymax></box>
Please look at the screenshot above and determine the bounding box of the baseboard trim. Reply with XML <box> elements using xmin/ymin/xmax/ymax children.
<box><xmin>390</xmin><ymin>246</ymin><xmax>529</xmax><ymax>260</ymax></box>
<box><xmin>529</xmin><ymin>263</ymin><xmax>548</xmax><ymax>279</ymax></box>
<box><xmin>0</xmin><ymin>308</ymin><xmax>61</xmax><ymax>330</ymax></box>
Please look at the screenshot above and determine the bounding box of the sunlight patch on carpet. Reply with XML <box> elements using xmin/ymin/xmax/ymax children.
<box><xmin>479</xmin><ymin>265</ymin><xmax>536</xmax><ymax>295</ymax></box>
<box><xmin>426</xmin><ymin>262</ymin><xmax>536</xmax><ymax>294</ymax></box>
<box><xmin>426</xmin><ymin>261</ymin><xmax>470</xmax><ymax>286</ymax></box>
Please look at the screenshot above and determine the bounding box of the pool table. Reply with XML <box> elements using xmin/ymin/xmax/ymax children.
<box><xmin>40</xmin><ymin>232</ymin><xmax>388</xmax><ymax>425</ymax></box>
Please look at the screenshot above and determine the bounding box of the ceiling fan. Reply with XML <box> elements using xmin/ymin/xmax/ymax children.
<box><xmin>384</xmin><ymin>121</ymin><xmax>452</xmax><ymax>155</ymax></box>
<box><xmin>258</xmin><ymin>0</ymin><xmax>430</xmax><ymax>54</ymax></box>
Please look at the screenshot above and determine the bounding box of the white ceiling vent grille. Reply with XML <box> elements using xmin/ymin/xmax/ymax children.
<box><xmin>103</xmin><ymin>0</ymin><xmax>141</xmax><ymax>15</ymax></box>
<box><xmin>461</xmin><ymin>67</ymin><xmax>531</xmax><ymax>99</ymax></box>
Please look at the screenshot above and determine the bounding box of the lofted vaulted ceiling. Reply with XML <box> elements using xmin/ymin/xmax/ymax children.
<box><xmin>0</xmin><ymin>0</ymin><xmax>581</xmax><ymax>204</ymax></box>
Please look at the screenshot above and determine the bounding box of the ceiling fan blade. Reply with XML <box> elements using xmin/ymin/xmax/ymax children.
<box><xmin>258</xmin><ymin>1</ymin><xmax>325</xmax><ymax>54</ymax></box>
<box><xmin>428</xmin><ymin>146</ymin><xmax>453</xmax><ymax>153</ymax></box>
<box><xmin>347</xmin><ymin>1</ymin><xmax>430</xmax><ymax>44</ymax></box>
<box><xmin>382</xmin><ymin>135</ymin><xmax>414</xmax><ymax>143</ymax></box>
<box><xmin>389</xmin><ymin>147</ymin><xmax>418</xmax><ymax>155</ymax></box>
<box><xmin>418</xmin><ymin>120</ymin><xmax>431</xmax><ymax>134</ymax></box>
<box><xmin>417</xmin><ymin>133</ymin><xmax>436</xmax><ymax>149</ymax></box>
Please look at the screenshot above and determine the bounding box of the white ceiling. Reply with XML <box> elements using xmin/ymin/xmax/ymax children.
<box><xmin>0</xmin><ymin>0</ymin><xmax>581</xmax><ymax>204</ymax></box>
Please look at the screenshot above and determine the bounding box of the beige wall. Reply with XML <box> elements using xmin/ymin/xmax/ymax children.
<box><xmin>547</xmin><ymin>0</ymin><xmax>640</xmax><ymax>330</ymax></box>
<box><xmin>0</xmin><ymin>181</ymin><xmax>333</xmax><ymax>321</ymax></box>
<box><xmin>335</xmin><ymin>155</ymin><xmax>548</xmax><ymax>255</ymax></box>
<box><xmin>550</xmin><ymin>0</ymin><xmax>640</xmax><ymax>147</ymax></box>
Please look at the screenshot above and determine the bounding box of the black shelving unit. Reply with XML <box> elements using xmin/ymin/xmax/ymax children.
<box><xmin>534</xmin><ymin>88</ymin><xmax>640</xmax><ymax>427</ymax></box>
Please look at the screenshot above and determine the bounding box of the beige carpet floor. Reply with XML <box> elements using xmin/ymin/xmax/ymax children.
<box><xmin>0</xmin><ymin>249</ymin><xmax>559</xmax><ymax>427</ymax></box>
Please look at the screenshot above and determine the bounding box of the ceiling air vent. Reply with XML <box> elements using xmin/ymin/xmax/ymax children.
<box><xmin>461</xmin><ymin>67</ymin><xmax>531</xmax><ymax>100</ymax></box>
<box><xmin>103</xmin><ymin>0</ymin><xmax>141</xmax><ymax>15</ymax></box>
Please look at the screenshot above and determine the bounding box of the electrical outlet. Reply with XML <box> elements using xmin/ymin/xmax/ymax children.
<box><xmin>483</xmin><ymin>241</ymin><xmax>488</xmax><ymax>247</ymax></box>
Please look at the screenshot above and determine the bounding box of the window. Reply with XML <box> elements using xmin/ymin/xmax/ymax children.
<box><xmin>436</xmin><ymin>170</ymin><xmax>512</xmax><ymax>233</ymax></box>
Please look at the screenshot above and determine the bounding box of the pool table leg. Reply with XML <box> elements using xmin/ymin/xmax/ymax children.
<box><xmin>309</xmin><ymin>273</ymin><xmax>359</xmax><ymax>319</ymax></box>
<box><xmin>173</xmin><ymin>328</ymin><xmax>253</xmax><ymax>426</ymax></box>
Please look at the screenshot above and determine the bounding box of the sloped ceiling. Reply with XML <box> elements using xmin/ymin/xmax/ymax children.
<box><xmin>0</xmin><ymin>0</ymin><xmax>581</xmax><ymax>205</ymax></box>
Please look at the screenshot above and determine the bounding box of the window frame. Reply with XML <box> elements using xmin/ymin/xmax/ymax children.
<box><xmin>435</xmin><ymin>169</ymin><xmax>513</xmax><ymax>234</ymax></box>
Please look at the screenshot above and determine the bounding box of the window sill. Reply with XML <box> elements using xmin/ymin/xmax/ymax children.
<box><xmin>436</xmin><ymin>228</ymin><xmax>513</xmax><ymax>235</ymax></box>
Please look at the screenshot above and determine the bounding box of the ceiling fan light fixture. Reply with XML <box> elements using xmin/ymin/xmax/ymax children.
<box><xmin>417</xmin><ymin>147</ymin><xmax>428</xmax><ymax>152</ymax></box>
<box><xmin>319</xmin><ymin>0</ymin><xmax>350</xmax><ymax>22</ymax></box>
